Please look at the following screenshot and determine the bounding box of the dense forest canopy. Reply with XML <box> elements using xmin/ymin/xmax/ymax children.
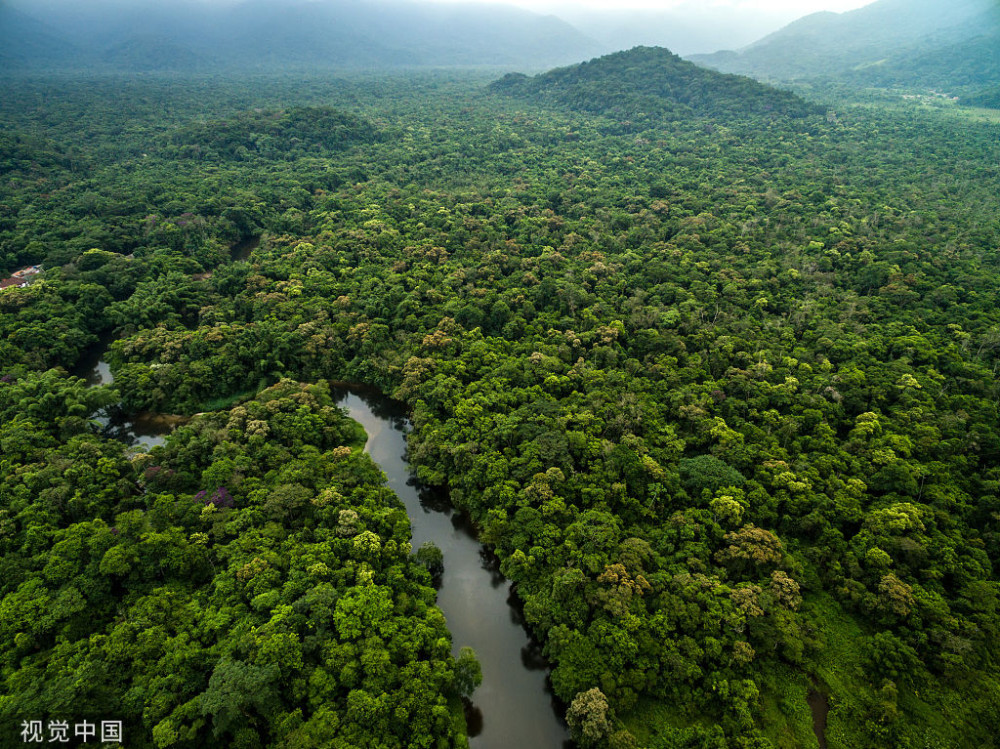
<box><xmin>3</xmin><ymin>35</ymin><xmax>1000</xmax><ymax>749</ymax></box>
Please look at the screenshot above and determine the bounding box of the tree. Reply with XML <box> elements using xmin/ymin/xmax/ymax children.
<box><xmin>567</xmin><ymin>687</ymin><xmax>613</xmax><ymax>747</ymax></box>
<box><xmin>200</xmin><ymin>658</ymin><xmax>280</xmax><ymax>739</ymax></box>
<box><xmin>415</xmin><ymin>542</ymin><xmax>445</xmax><ymax>586</ymax></box>
<box><xmin>453</xmin><ymin>647</ymin><xmax>482</xmax><ymax>699</ymax></box>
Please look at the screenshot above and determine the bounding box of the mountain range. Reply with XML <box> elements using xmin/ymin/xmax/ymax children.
<box><xmin>0</xmin><ymin>0</ymin><xmax>603</xmax><ymax>73</ymax></box>
<box><xmin>690</xmin><ymin>0</ymin><xmax>1000</xmax><ymax>100</ymax></box>
<box><xmin>2</xmin><ymin>0</ymin><xmax>998</xmax><ymax>109</ymax></box>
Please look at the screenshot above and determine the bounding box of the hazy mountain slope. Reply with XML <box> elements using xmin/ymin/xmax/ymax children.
<box><xmin>215</xmin><ymin>0</ymin><xmax>417</xmax><ymax>69</ymax></box>
<box><xmin>386</xmin><ymin>2</ymin><xmax>600</xmax><ymax>67</ymax></box>
<box><xmin>3</xmin><ymin>0</ymin><xmax>601</xmax><ymax>72</ymax></box>
<box><xmin>101</xmin><ymin>37</ymin><xmax>216</xmax><ymax>73</ymax></box>
<box><xmin>5</xmin><ymin>0</ymin><xmax>225</xmax><ymax>55</ymax></box>
<box><xmin>0</xmin><ymin>4</ymin><xmax>86</xmax><ymax>71</ymax></box>
<box><xmin>690</xmin><ymin>0</ymin><xmax>996</xmax><ymax>85</ymax></box>
<box><xmin>963</xmin><ymin>82</ymin><xmax>1000</xmax><ymax>108</ymax></box>
<box><xmin>490</xmin><ymin>46</ymin><xmax>822</xmax><ymax>121</ymax></box>
<box><xmin>848</xmin><ymin>29</ymin><xmax>1000</xmax><ymax>94</ymax></box>
<box><xmin>215</xmin><ymin>0</ymin><xmax>602</xmax><ymax>69</ymax></box>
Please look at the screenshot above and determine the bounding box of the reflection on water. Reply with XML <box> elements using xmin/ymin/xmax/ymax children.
<box><xmin>808</xmin><ymin>688</ymin><xmax>829</xmax><ymax>749</ymax></box>
<box><xmin>331</xmin><ymin>385</ymin><xmax>572</xmax><ymax>749</ymax></box>
<box><xmin>75</xmin><ymin>331</ymin><xmax>115</xmax><ymax>388</ymax></box>
<box><xmin>76</xmin><ymin>342</ymin><xmax>187</xmax><ymax>450</ymax></box>
<box><xmin>100</xmin><ymin>409</ymin><xmax>188</xmax><ymax>450</ymax></box>
<box><xmin>464</xmin><ymin>702</ymin><xmax>484</xmax><ymax>737</ymax></box>
<box><xmin>85</xmin><ymin>359</ymin><xmax>114</xmax><ymax>388</ymax></box>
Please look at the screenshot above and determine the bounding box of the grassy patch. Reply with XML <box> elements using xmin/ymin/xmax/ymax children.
<box><xmin>620</xmin><ymin>697</ymin><xmax>703</xmax><ymax>747</ymax></box>
<box><xmin>797</xmin><ymin>591</ymin><xmax>1000</xmax><ymax>749</ymax></box>
<box><xmin>758</xmin><ymin>666</ymin><xmax>817</xmax><ymax>749</ymax></box>
<box><xmin>801</xmin><ymin>592</ymin><xmax>869</xmax><ymax>749</ymax></box>
<box><xmin>197</xmin><ymin>387</ymin><xmax>258</xmax><ymax>413</ymax></box>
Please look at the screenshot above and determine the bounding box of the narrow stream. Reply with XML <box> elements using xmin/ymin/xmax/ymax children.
<box><xmin>331</xmin><ymin>385</ymin><xmax>572</xmax><ymax>749</ymax></box>
<box><xmin>76</xmin><ymin>340</ymin><xmax>186</xmax><ymax>450</ymax></box>
<box><xmin>808</xmin><ymin>688</ymin><xmax>829</xmax><ymax>749</ymax></box>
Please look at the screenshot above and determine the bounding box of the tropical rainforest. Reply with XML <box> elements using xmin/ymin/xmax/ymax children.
<box><xmin>2</xmin><ymin>9</ymin><xmax>1000</xmax><ymax>749</ymax></box>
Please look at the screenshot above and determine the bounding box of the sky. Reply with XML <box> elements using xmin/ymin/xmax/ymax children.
<box><xmin>417</xmin><ymin>0</ymin><xmax>880</xmax><ymax>54</ymax></box>
<box><xmin>428</xmin><ymin>0</ymin><xmax>875</xmax><ymax>13</ymax></box>
<box><xmin>10</xmin><ymin>0</ymin><xmax>877</xmax><ymax>12</ymax></box>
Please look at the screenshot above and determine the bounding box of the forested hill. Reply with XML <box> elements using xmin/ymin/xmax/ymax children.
<box><xmin>0</xmin><ymin>5</ymin><xmax>84</xmax><ymax>71</ymax></box>
<box><xmin>842</xmin><ymin>28</ymin><xmax>1000</xmax><ymax>98</ymax></box>
<box><xmin>964</xmin><ymin>83</ymin><xmax>1000</xmax><ymax>109</ymax></box>
<box><xmin>690</xmin><ymin>0</ymin><xmax>1000</xmax><ymax>100</ymax></box>
<box><xmin>490</xmin><ymin>47</ymin><xmax>822</xmax><ymax>121</ymax></box>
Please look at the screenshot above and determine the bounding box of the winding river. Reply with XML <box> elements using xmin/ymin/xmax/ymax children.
<box><xmin>79</xmin><ymin>349</ymin><xmax>571</xmax><ymax>747</ymax></box>
<box><xmin>330</xmin><ymin>386</ymin><xmax>572</xmax><ymax>749</ymax></box>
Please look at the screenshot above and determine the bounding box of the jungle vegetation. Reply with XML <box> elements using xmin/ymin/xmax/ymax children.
<box><xmin>2</xmin><ymin>44</ymin><xmax>1000</xmax><ymax>749</ymax></box>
